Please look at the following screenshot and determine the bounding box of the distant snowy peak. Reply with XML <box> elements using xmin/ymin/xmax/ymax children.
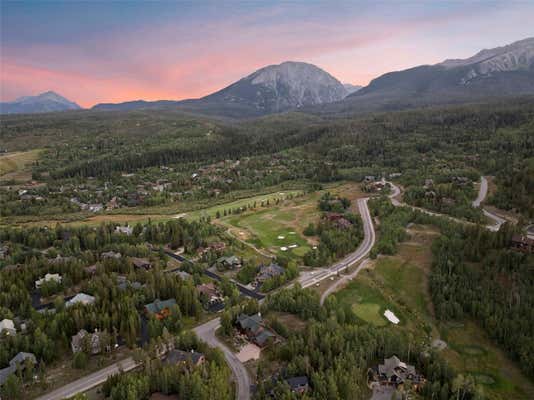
<box><xmin>1</xmin><ymin>91</ymin><xmax>81</xmax><ymax>114</ymax></box>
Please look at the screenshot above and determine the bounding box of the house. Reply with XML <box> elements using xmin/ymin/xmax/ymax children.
<box><xmin>0</xmin><ymin>352</ymin><xmax>37</xmax><ymax>386</ymax></box>
<box><xmin>0</xmin><ymin>245</ymin><xmax>9</xmax><ymax>260</ymax></box>
<box><xmin>145</xmin><ymin>298</ymin><xmax>177</xmax><ymax>320</ymax></box>
<box><xmin>372</xmin><ymin>355</ymin><xmax>425</xmax><ymax>389</ymax></box>
<box><xmin>71</xmin><ymin>329</ymin><xmax>103</xmax><ymax>354</ymax></box>
<box><xmin>114</xmin><ymin>225</ymin><xmax>133</xmax><ymax>235</ymax></box>
<box><xmin>88</xmin><ymin>203</ymin><xmax>104</xmax><ymax>213</ymax></box>
<box><xmin>256</xmin><ymin>263</ymin><xmax>285</xmax><ymax>284</ymax></box>
<box><xmin>165</xmin><ymin>349</ymin><xmax>205</xmax><ymax>367</ymax></box>
<box><xmin>236</xmin><ymin>313</ymin><xmax>276</xmax><ymax>348</ymax></box>
<box><xmin>84</xmin><ymin>264</ymin><xmax>98</xmax><ymax>275</ymax></box>
<box><xmin>326</xmin><ymin>213</ymin><xmax>353</xmax><ymax>229</ymax></box>
<box><xmin>106</xmin><ymin>197</ymin><xmax>120</xmax><ymax>210</ymax></box>
<box><xmin>35</xmin><ymin>273</ymin><xmax>62</xmax><ymax>289</ymax></box>
<box><xmin>363</xmin><ymin>175</ymin><xmax>376</xmax><ymax>183</ymax></box>
<box><xmin>101</xmin><ymin>250</ymin><xmax>122</xmax><ymax>260</ymax></box>
<box><xmin>286</xmin><ymin>376</ymin><xmax>309</xmax><ymax>394</ymax></box>
<box><xmin>215</xmin><ymin>255</ymin><xmax>241</xmax><ymax>269</ymax></box>
<box><xmin>171</xmin><ymin>270</ymin><xmax>192</xmax><ymax>281</ymax></box>
<box><xmin>423</xmin><ymin>178</ymin><xmax>434</xmax><ymax>189</ymax></box>
<box><xmin>196</xmin><ymin>283</ymin><xmax>224</xmax><ymax>310</ymax></box>
<box><xmin>130</xmin><ymin>257</ymin><xmax>152</xmax><ymax>270</ymax></box>
<box><xmin>0</xmin><ymin>319</ymin><xmax>16</xmax><ymax>336</ymax></box>
<box><xmin>511</xmin><ymin>235</ymin><xmax>534</xmax><ymax>254</ymax></box>
<box><xmin>198</xmin><ymin>242</ymin><xmax>226</xmax><ymax>256</ymax></box>
<box><xmin>66</xmin><ymin>293</ymin><xmax>96</xmax><ymax>308</ymax></box>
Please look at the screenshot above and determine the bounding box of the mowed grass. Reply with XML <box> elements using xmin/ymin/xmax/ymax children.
<box><xmin>441</xmin><ymin>321</ymin><xmax>534</xmax><ymax>400</ymax></box>
<box><xmin>226</xmin><ymin>207</ymin><xmax>312</xmax><ymax>260</ymax></box>
<box><xmin>0</xmin><ymin>149</ymin><xmax>42</xmax><ymax>181</ymax></box>
<box><xmin>343</xmin><ymin>224</ymin><xmax>534</xmax><ymax>400</ymax></box>
<box><xmin>221</xmin><ymin>182</ymin><xmax>365</xmax><ymax>261</ymax></box>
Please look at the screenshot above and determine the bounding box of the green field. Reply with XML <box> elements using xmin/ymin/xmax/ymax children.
<box><xmin>333</xmin><ymin>225</ymin><xmax>534</xmax><ymax>399</ymax></box>
<box><xmin>0</xmin><ymin>149</ymin><xmax>42</xmax><ymax>181</ymax></box>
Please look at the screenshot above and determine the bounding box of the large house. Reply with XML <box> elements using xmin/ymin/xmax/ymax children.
<box><xmin>165</xmin><ymin>349</ymin><xmax>205</xmax><ymax>368</ymax></box>
<box><xmin>130</xmin><ymin>257</ymin><xmax>152</xmax><ymax>270</ymax></box>
<box><xmin>145</xmin><ymin>298</ymin><xmax>177</xmax><ymax>320</ymax></box>
<box><xmin>35</xmin><ymin>273</ymin><xmax>62</xmax><ymax>288</ymax></box>
<box><xmin>256</xmin><ymin>263</ymin><xmax>285</xmax><ymax>284</ymax></box>
<box><xmin>236</xmin><ymin>313</ymin><xmax>276</xmax><ymax>348</ymax></box>
<box><xmin>196</xmin><ymin>283</ymin><xmax>224</xmax><ymax>311</ymax></box>
<box><xmin>0</xmin><ymin>352</ymin><xmax>36</xmax><ymax>386</ymax></box>
<box><xmin>215</xmin><ymin>255</ymin><xmax>241</xmax><ymax>270</ymax></box>
<box><xmin>71</xmin><ymin>329</ymin><xmax>104</xmax><ymax>354</ymax></box>
<box><xmin>370</xmin><ymin>355</ymin><xmax>425</xmax><ymax>390</ymax></box>
<box><xmin>511</xmin><ymin>235</ymin><xmax>534</xmax><ymax>254</ymax></box>
<box><xmin>0</xmin><ymin>319</ymin><xmax>16</xmax><ymax>336</ymax></box>
<box><xmin>66</xmin><ymin>293</ymin><xmax>96</xmax><ymax>308</ymax></box>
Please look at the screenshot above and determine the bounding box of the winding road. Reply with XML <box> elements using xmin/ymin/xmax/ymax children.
<box><xmin>472</xmin><ymin>176</ymin><xmax>507</xmax><ymax>231</ymax></box>
<box><xmin>194</xmin><ymin>318</ymin><xmax>251</xmax><ymax>400</ymax></box>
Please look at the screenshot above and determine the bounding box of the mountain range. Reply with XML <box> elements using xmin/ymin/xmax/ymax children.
<box><xmin>3</xmin><ymin>37</ymin><xmax>533</xmax><ymax>117</ymax></box>
<box><xmin>0</xmin><ymin>91</ymin><xmax>81</xmax><ymax>114</ymax></box>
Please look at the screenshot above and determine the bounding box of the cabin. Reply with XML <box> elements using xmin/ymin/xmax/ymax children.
<box><xmin>511</xmin><ymin>235</ymin><xmax>534</xmax><ymax>254</ymax></box>
<box><xmin>196</xmin><ymin>283</ymin><xmax>224</xmax><ymax>311</ymax></box>
<box><xmin>101</xmin><ymin>250</ymin><xmax>122</xmax><ymax>260</ymax></box>
<box><xmin>165</xmin><ymin>349</ymin><xmax>205</xmax><ymax>368</ymax></box>
<box><xmin>145</xmin><ymin>298</ymin><xmax>177</xmax><ymax>320</ymax></box>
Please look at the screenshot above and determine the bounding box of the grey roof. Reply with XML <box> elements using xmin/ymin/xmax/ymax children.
<box><xmin>165</xmin><ymin>349</ymin><xmax>204</xmax><ymax>366</ymax></box>
<box><xmin>0</xmin><ymin>352</ymin><xmax>37</xmax><ymax>385</ymax></box>
<box><xmin>286</xmin><ymin>376</ymin><xmax>309</xmax><ymax>389</ymax></box>
<box><xmin>145</xmin><ymin>298</ymin><xmax>176</xmax><ymax>314</ymax></box>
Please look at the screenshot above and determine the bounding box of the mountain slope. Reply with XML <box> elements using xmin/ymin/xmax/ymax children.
<box><xmin>1</xmin><ymin>91</ymin><xmax>81</xmax><ymax>114</ymax></box>
<box><xmin>320</xmin><ymin>37</ymin><xmax>534</xmax><ymax>115</ymax></box>
<box><xmin>93</xmin><ymin>62</ymin><xmax>348</xmax><ymax>117</ymax></box>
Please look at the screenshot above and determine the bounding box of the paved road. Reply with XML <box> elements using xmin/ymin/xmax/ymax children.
<box><xmin>390</xmin><ymin>177</ymin><xmax>507</xmax><ymax>232</ymax></box>
<box><xmin>35</xmin><ymin>357</ymin><xmax>138</xmax><ymax>400</ymax></box>
<box><xmin>472</xmin><ymin>176</ymin><xmax>507</xmax><ymax>231</ymax></box>
<box><xmin>298</xmin><ymin>197</ymin><xmax>376</xmax><ymax>289</ymax></box>
<box><xmin>194</xmin><ymin>318</ymin><xmax>251</xmax><ymax>400</ymax></box>
<box><xmin>320</xmin><ymin>259</ymin><xmax>371</xmax><ymax>305</ymax></box>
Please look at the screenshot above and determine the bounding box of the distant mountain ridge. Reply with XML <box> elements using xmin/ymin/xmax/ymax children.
<box><xmin>0</xmin><ymin>91</ymin><xmax>81</xmax><ymax>114</ymax></box>
<box><xmin>307</xmin><ymin>37</ymin><xmax>534</xmax><ymax>116</ymax></box>
<box><xmin>93</xmin><ymin>61</ymin><xmax>348</xmax><ymax>116</ymax></box>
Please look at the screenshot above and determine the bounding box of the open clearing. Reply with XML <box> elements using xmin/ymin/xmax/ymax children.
<box><xmin>0</xmin><ymin>149</ymin><xmax>42</xmax><ymax>181</ymax></box>
<box><xmin>336</xmin><ymin>223</ymin><xmax>534</xmax><ymax>399</ymax></box>
<box><xmin>222</xmin><ymin>182</ymin><xmax>364</xmax><ymax>261</ymax></box>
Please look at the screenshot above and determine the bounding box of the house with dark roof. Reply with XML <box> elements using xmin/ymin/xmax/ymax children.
<box><xmin>286</xmin><ymin>376</ymin><xmax>309</xmax><ymax>394</ymax></box>
<box><xmin>256</xmin><ymin>263</ymin><xmax>284</xmax><ymax>284</ymax></box>
<box><xmin>215</xmin><ymin>255</ymin><xmax>241</xmax><ymax>270</ymax></box>
<box><xmin>370</xmin><ymin>355</ymin><xmax>425</xmax><ymax>390</ymax></box>
<box><xmin>71</xmin><ymin>329</ymin><xmax>104</xmax><ymax>354</ymax></box>
<box><xmin>165</xmin><ymin>349</ymin><xmax>205</xmax><ymax>367</ymax></box>
<box><xmin>130</xmin><ymin>257</ymin><xmax>152</xmax><ymax>270</ymax></box>
<box><xmin>511</xmin><ymin>235</ymin><xmax>534</xmax><ymax>254</ymax></box>
<box><xmin>0</xmin><ymin>352</ymin><xmax>36</xmax><ymax>386</ymax></box>
<box><xmin>144</xmin><ymin>298</ymin><xmax>177</xmax><ymax>320</ymax></box>
<box><xmin>236</xmin><ymin>313</ymin><xmax>276</xmax><ymax>348</ymax></box>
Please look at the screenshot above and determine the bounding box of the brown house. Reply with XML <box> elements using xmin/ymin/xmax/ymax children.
<box><xmin>511</xmin><ymin>235</ymin><xmax>534</xmax><ymax>254</ymax></box>
<box><xmin>130</xmin><ymin>257</ymin><xmax>152</xmax><ymax>270</ymax></box>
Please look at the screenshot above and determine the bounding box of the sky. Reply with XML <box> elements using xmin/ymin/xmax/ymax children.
<box><xmin>1</xmin><ymin>1</ymin><xmax>533</xmax><ymax>108</ymax></box>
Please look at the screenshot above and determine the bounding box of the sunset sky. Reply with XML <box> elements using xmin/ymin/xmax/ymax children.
<box><xmin>2</xmin><ymin>1</ymin><xmax>533</xmax><ymax>108</ymax></box>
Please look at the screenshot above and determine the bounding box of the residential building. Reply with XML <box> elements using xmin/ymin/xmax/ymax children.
<box><xmin>370</xmin><ymin>355</ymin><xmax>425</xmax><ymax>390</ymax></box>
<box><xmin>286</xmin><ymin>376</ymin><xmax>309</xmax><ymax>394</ymax></box>
<box><xmin>130</xmin><ymin>257</ymin><xmax>152</xmax><ymax>270</ymax></box>
<box><xmin>145</xmin><ymin>298</ymin><xmax>177</xmax><ymax>320</ymax></box>
<box><xmin>256</xmin><ymin>263</ymin><xmax>285</xmax><ymax>283</ymax></box>
<box><xmin>165</xmin><ymin>349</ymin><xmax>205</xmax><ymax>367</ymax></box>
<box><xmin>71</xmin><ymin>329</ymin><xmax>103</xmax><ymax>354</ymax></box>
<box><xmin>0</xmin><ymin>319</ymin><xmax>16</xmax><ymax>336</ymax></box>
<box><xmin>0</xmin><ymin>352</ymin><xmax>37</xmax><ymax>386</ymax></box>
<box><xmin>236</xmin><ymin>313</ymin><xmax>276</xmax><ymax>347</ymax></box>
<box><xmin>114</xmin><ymin>225</ymin><xmax>133</xmax><ymax>235</ymax></box>
<box><xmin>101</xmin><ymin>250</ymin><xmax>122</xmax><ymax>260</ymax></box>
<box><xmin>511</xmin><ymin>235</ymin><xmax>534</xmax><ymax>254</ymax></box>
<box><xmin>35</xmin><ymin>273</ymin><xmax>62</xmax><ymax>288</ymax></box>
<box><xmin>215</xmin><ymin>255</ymin><xmax>241</xmax><ymax>269</ymax></box>
<box><xmin>66</xmin><ymin>293</ymin><xmax>96</xmax><ymax>308</ymax></box>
